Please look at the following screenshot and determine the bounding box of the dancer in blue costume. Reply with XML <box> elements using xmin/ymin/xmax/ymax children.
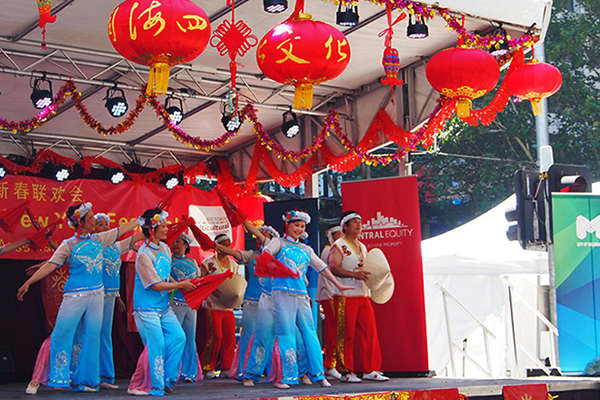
<box><xmin>169</xmin><ymin>233</ymin><xmax>202</xmax><ymax>383</ymax></box>
<box><xmin>17</xmin><ymin>202</ymin><xmax>138</xmax><ymax>393</ymax></box>
<box><xmin>128</xmin><ymin>208</ymin><xmax>196</xmax><ymax>396</ymax></box>
<box><xmin>262</xmin><ymin>210</ymin><xmax>351</xmax><ymax>389</ymax></box>
<box><xmin>215</xmin><ymin>221</ymin><xmax>280</xmax><ymax>384</ymax></box>
<box><xmin>94</xmin><ymin>213</ymin><xmax>144</xmax><ymax>389</ymax></box>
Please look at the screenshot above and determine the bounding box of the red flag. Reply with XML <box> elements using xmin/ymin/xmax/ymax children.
<box><xmin>503</xmin><ymin>384</ymin><xmax>548</xmax><ymax>400</ymax></box>
<box><xmin>255</xmin><ymin>252</ymin><xmax>299</xmax><ymax>278</ymax></box>
<box><xmin>189</xmin><ymin>224</ymin><xmax>215</xmax><ymax>251</ymax></box>
<box><xmin>165</xmin><ymin>215</ymin><xmax>195</xmax><ymax>246</ymax></box>
<box><xmin>183</xmin><ymin>270</ymin><xmax>233</xmax><ymax>310</ymax></box>
<box><xmin>215</xmin><ymin>189</ymin><xmax>245</xmax><ymax>227</ymax></box>
<box><xmin>28</xmin><ymin>219</ymin><xmax>60</xmax><ymax>250</ymax></box>
<box><xmin>0</xmin><ymin>201</ymin><xmax>30</xmax><ymax>232</ymax></box>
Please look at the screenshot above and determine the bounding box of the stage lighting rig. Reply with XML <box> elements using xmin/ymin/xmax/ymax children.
<box><xmin>105</xmin><ymin>87</ymin><xmax>129</xmax><ymax>118</ymax></box>
<box><xmin>407</xmin><ymin>15</ymin><xmax>429</xmax><ymax>39</ymax></box>
<box><xmin>109</xmin><ymin>169</ymin><xmax>126</xmax><ymax>184</ymax></box>
<box><xmin>336</xmin><ymin>4</ymin><xmax>359</xmax><ymax>27</ymax></box>
<box><xmin>30</xmin><ymin>75</ymin><xmax>53</xmax><ymax>109</ymax></box>
<box><xmin>264</xmin><ymin>0</ymin><xmax>287</xmax><ymax>13</ymax></box>
<box><xmin>54</xmin><ymin>165</ymin><xmax>70</xmax><ymax>182</ymax></box>
<box><xmin>221</xmin><ymin>113</ymin><xmax>241</xmax><ymax>133</ymax></box>
<box><xmin>281</xmin><ymin>110</ymin><xmax>300</xmax><ymax>138</ymax></box>
<box><xmin>165</xmin><ymin>95</ymin><xmax>184</xmax><ymax>124</ymax></box>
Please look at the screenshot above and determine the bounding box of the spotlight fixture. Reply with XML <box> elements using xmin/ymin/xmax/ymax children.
<box><xmin>489</xmin><ymin>27</ymin><xmax>510</xmax><ymax>57</ymax></box>
<box><xmin>221</xmin><ymin>113</ymin><xmax>241</xmax><ymax>133</ymax></box>
<box><xmin>0</xmin><ymin>165</ymin><xmax>6</xmax><ymax>180</ymax></box>
<box><xmin>163</xmin><ymin>173</ymin><xmax>181</xmax><ymax>190</ymax></box>
<box><xmin>105</xmin><ymin>87</ymin><xmax>128</xmax><ymax>118</ymax></box>
<box><xmin>165</xmin><ymin>95</ymin><xmax>184</xmax><ymax>124</ymax></box>
<box><xmin>281</xmin><ymin>110</ymin><xmax>300</xmax><ymax>138</ymax></box>
<box><xmin>30</xmin><ymin>76</ymin><xmax>53</xmax><ymax>109</ymax></box>
<box><xmin>336</xmin><ymin>4</ymin><xmax>359</xmax><ymax>27</ymax></box>
<box><xmin>109</xmin><ymin>168</ymin><xmax>126</xmax><ymax>184</ymax></box>
<box><xmin>54</xmin><ymin>165</ymin><xmax>70</xmax><ymax>182</ymax></box>
<box><xmin>263</xmin><ymin>0</ymin><xmax>287</xmax><ymax>13</ymax></box>
<box><xmin>407</xmin><ymin>15</ymin><xmax>429</xmax><ymax>39</ymax></box>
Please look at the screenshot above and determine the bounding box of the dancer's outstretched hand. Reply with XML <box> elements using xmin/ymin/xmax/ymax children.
<box><xmin>17</xmin><ymin>282</ymin><xmax>30</xmax><ymax>301</ymax></box>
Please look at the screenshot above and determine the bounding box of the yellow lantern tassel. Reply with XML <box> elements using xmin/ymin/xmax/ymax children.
<box><xmin>530</xmin><ymin>98</ymin><xmax>542</xmax><ymax>116</ymax></box>
<box><xmin>456</xmin><ymin>97</ymin><xmax>472</xmax><ymax>118</ymax></box>
<box><xmin>146</xmin><ymin>62</ymin><xmax>170</xmax><ymax>96</ymax></box>
<box><xmin>294</xmin><ymin>83</ymin><xmax>314</xmax><ymax>110</ymax></box>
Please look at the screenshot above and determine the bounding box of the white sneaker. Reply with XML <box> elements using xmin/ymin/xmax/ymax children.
<box><xmin>363</xmin><ymin>371</ymin><xmax>389</xmax><ymax>381</ymax></box>
<box><xmin>25</xmin><ymin>381</ymin><xmax>39</xmax><ymax>395</ymax></box>
<box><xmin>127</xmin><ymin>388</ymin><xmax>149</xmax><ymax>396</ymax></box>
<box><xmin>319</xmin><ymin>378</ymin><xmax>331</xmax><ymax>387</ymax></box>
<box><xmin>325</xmin><ymin>368</ymin><xmax>342</xmax><ymax>380</ymax></box>
<box><xmin>100</xmin><ymin>382</ymin><xmax>119</xmax><ymax>389</ymax></box>
<box><xmin>341</xmin><ymin>372</ymin><xmax>361</xmax><ymax>383</ymax></box>
<box><xmin>205</xmin><ymin>370</ymin><xmax>217</xmax><ymax>379</ymax></box>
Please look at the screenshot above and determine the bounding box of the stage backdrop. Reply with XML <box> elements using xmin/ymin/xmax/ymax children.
<box><xmin>0</xmin><ymin>175</ymin><xmax>248</xmax><ymax>261</ymax></box>
<box><xmin>552</xmin><ymin>193</ymin><xmax>600</xmax><ymax>374</ymax></box>
<box><xmin>342</xmin><ymin>176</ymin><xmax>429</xmax><ymax>374</ymax></box>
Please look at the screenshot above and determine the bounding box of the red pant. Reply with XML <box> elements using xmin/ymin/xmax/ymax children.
<box><xmin>319</xmin><ymin>299</ymin><xmax>338</xmax><ymax>369</ymax></box>
<box><xmin>201</xmin><ymin>309</ymin><xmax>235</xmax><ymax>372</ymax></box>
<box><xmin>335</xmin><ymin>296</ymin><xmax>382</xmax><ymax>374</ymax></box>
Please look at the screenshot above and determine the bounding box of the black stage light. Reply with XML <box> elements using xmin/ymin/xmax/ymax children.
<box><xmin>30</xmin><ymin>76</ymin><xmax>53</xmax><ymax>109</ymax></box>
<box><xmin>221</xmin><ymin>113</ymin><xmax>241</xmax><ymax>132</ymax></box>
<box><xmin>165</xmin><ymin>96</ymin><xmax>184</xmax><ymax>124</ymax></box>
<box><xmin>489</xmin><ymin>27</ymin><xmax>510</xmax><ymax>57</ymax></box>
<box><xmin>407</xmin><ymin>15</ymin><xmax>429</xmax><ymax>39</ymax></box>
<box><xmin>336</xmin><ymin>4</ymin><xmax>359</xmax><ymax>27</ymax></box>
<box><xmin>105</xmin><ymin>87</ymin><xmax>129</xmax><ymax>118</ymax></box>
<box><xmin>281</xmin><ymin>110</ymin><xmax>300</xmax><ymax>138</ymax></box>
<box><xmin>264</xmin><ymin>0</ymin><xmax>287</xmax><ymax>13</ymax></box>
<box><xmin>162</xmin><ymin>173</ymin><xmax>180</xmax><ymax>190</ymax></box>
<box><xmin>54</xmin><ymin>165</ymin><xmax>70</xmax><ymax>182</ymax></box>
<box><xmin>0</xmin><ymin>164</ymin><xmax>6</xmax><ymax>180</ymax></box>
<box><xmin>109</xmin><ymin>168</ymin><xmax>126</xmax><ymax>184</ymax></box>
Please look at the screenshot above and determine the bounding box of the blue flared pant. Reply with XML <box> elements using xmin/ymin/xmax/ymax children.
<box><xmin>172</xmin><ymin>303</ymin><xmax>200</xmax><ymax>381</ymax></box>
<box><xmin>100</xmin><ymin>293</ymin><xmax>117</xmax><ymax>384</ymax></box>
<box><xmin>237</xmin><ymin>301</ymin><xmax>258</xmax><ymax>379</ymax></box>
<box><xmin>243</xmin><ymin>294</ymin><xmax>274</xmax><ymax>382</ymax></box>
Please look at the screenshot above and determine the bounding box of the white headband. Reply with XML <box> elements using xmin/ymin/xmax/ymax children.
<box><xmin>326</xmin><ymin>225</ymin><xmax>341</xmax><ymax>244</ymax></box>
<box><xmin>258</xmin><ymin>225</ymin><xmax>280</xmax><ymax>238</ymax></box>
<box><xmin>340</xmin><ymin>212</ymin><xmax>361</xmax><ymax>228</ymax></box>
<box><xmin>94</xmin><ymin>213</ymin><xmax>110</xmax><ymax>224</ymax></box>
<box><xmin>136</xmin><ymin>210</ymin><xmax>168</xmax><ymax>229</ymax></box>
<box><xmin>214</xmin><ymin>233</ymin><xmax>231</xmax><ymax>244</ymax></box>
<box><xmin>283</xmin><ymin>210</ymin><xmax>311</xmax><ymax>224</ymax></box>
<box><xmin>68</xmin><ymin>202</ymin><xmax>92</xmax><ymax>228</ymax></box>
<box><xmin>178</xmin><ymin>233</ymin><xmax>193</xmax><ymax>245</ymax></box>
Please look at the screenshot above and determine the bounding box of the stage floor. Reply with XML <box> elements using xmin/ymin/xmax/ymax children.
<box><xmin>1</xmin><ymin>376</ymin><xmax>599</xmax><ymax>399</ymax></box>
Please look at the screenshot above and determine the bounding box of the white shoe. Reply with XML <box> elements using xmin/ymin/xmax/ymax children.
<box><xmin>341</xmin><ymin>372</ymin><xmax>361</xmax><ymax>383</ymax></box>
<box><xmin>25</xmin><ymin>381</ymin><xmax>39</xmax><ymax>395</ymax></box>
<box><xmin>319</xmin><ymin>378</ymin><xmax>332</xmax><ymax>387</ymax></box>
<box><xmin>100</xmin><ymin>382</ymin><xmax>119</xmax><ymax>389</ymax></box>
<box><xmin>363</xmin><ymin>371</ymin><xmax>389</xmax><ymax>381</ymax></box>
<box><xmin>127</xmin><ymin>388</ymin><xmax>150</xmax><ymax>396</ymax></box>
<box><xmin>325</xmin><ymin>368</ymin><xmax>342</xmax><ymax>380</ymax></box>
<box><xmin>205</xmin><ymin>370</ymin><xmax>217</xmax><ymax>379</ymax></box>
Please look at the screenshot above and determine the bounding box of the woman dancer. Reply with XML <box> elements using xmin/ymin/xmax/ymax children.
<box><xmin>261</xmin><ymin>210</ymin><xmax>351</xmax><ymax>388</ymax></box>
<box><xmin>200</xmin><ymin>233</ymin><xmax>240</xmax><ymax>379</ymax></box>
<box><xmin>17</xmin><ymin>202</ymin><xmax>138</xmax><ymax>393</ymax></box>
<box><xmin>169</xmin><ymin>233</ymin><xmax>203</xmax><ymax>383</ymax></box>
<box><xmin>128</xmin><ymin>208</ymin><xmax>196</xmax><ymax>396</ymax></box>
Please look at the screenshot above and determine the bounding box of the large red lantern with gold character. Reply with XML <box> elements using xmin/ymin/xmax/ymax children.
<box><xmin>108</xmin><ymin>0</ymin><xmax>211</xmax><ymax>96</ymax></box>
<box><xmin>505</xmin><ymin>60</ymin><xmax>562</xmax><ymax>115</ymax></box>
<box><xmin>257</xmin><ymin>13</ymin><xmax>351</xmax><ymax>110</ymax></box>
<box><xmin>426</xmin><ymin>47</ymin><xmax>500</xmax><ymax>117</ymax></box>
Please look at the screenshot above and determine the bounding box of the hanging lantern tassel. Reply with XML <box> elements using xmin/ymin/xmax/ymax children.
<box><xmin>530</xmin><ymin>98</ymin><xmax>542</xmax><ymax>116</ymax></box>
<box><xmin>37</xmin><ymin>0</ymin><xmax>56</xmax><ymax>49</ymax></box>
<box><xmin>294</xmin><ymin>83</ymin><xmax>314</xmax><ymax>110</ymax></box>
<box><xmin>456</xmin><ymin>97</ymin><xmax>472</xmax><ymax>118</ymax></box>
<box><xmin>146</xmin><ymin>57</ymin><xmax>171</xmax><ymax>96</ymax></box>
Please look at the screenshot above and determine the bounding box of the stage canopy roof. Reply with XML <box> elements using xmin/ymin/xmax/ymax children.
<box><xmin>0</xmin><ymin>0</ymin><xmax>552</xmax><ymax>179</ymax></box>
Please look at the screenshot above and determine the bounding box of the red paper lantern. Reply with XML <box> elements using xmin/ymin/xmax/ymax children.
<box><xmin>257</xmin><ymin>13</ymin><xmax>351</xmax><ymax>109</ymax></box>
<box><xmin>426</xmin><ymin>47</ymin><xmax>500</xmax><ymax>117</ymax></box>
<box><xmin>108</xmin><ymin>0</ymin><xmax>211</xmax><ymax>96</ymax></box>
<box><xmin>505</xmin><ymin>60</ymin><xmax>562</xmax><ymax>115</ymax></box>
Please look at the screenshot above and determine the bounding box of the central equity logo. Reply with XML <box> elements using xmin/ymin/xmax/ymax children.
<box><xmin>360</xmin><ymin>211</ymin><xmax>414</xmax><ymax>240</ymax></box>
<box><xmin>576</xmin><ymin>215</ymin><xmax>600</xmax><ymax>240</ymax></box>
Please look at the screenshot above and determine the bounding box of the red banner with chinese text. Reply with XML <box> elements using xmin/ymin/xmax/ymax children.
<box><xmin>503</xmin><ymin>384</ymin><xmax>548</xmax><ymax>400</ymax></box>
<box><xmin>0</xmin><ymin>175</ymin><xmax>250</xmax><ymax>261</ymax></box>
<box><xmin>341</xmin><ymin>176</ymin><xmax>428</xmax><ymax>373</ymax></box>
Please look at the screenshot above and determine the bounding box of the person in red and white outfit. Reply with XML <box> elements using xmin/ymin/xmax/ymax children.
<box><xmin>200</xmin><ymin>233</ymin><xmax>239</xmax><ymax>379</ymax></box>
<box><xmin>328</xmin><ymin>211</ymin><xmax>388</xmax><ymax>383</ymax></box>
<box><xmin>316</xmin><ymin>225</ymin><xmax>343</xmax><ymax>380</ymax></box>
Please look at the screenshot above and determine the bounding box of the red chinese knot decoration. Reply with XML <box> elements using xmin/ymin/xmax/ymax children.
<box><xmin>426</xmin><ymin>47</ymin><xmax>500</xmax><ymax>118</ymax></box>
<box><xmin>37</xmin><ymin>0</ymin><xmax>56</xmax><ymax>48</ymax></box>
<box><xmin>257</xmin><ymin>13</ymin><xmax>351</xmax><ymax>110</ymax></box>
<box><xmin>505</xmin><ymin>59</ymin><xmax>562</xmax><ymax>116</ymax></box>
<box><xmin>108</xmin><ymin>0</ymin><xmax>211</xmax><ymax>96</ymax></box>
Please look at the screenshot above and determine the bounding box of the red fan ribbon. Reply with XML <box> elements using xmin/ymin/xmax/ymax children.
<box><xmin>28</xmin><ymin>219</ymin><xmax>59</xmax><ymax>250</ymax></box>
<box><xmin>255</xmin><ymin>252</ymin><xmax>300</xmax><ymax>278</ymax></box>
<box><xmin>183</xmin><ymin>270</ymin><xmax>233</xmax><ymax>310</ymax></box>
<box><xmin>0</xmin><ymin>201</ymin><xmax>31</xmax><ymax>233</ymax></box>
<box><xmin>215</xmin><ymin>189</ymin><xmax>245</xmax><ymax>227</ymax></box>
<box><xmin>165</xmin><ymin>215</ymin><xmax>195</xmax><ymax>246</ymax></box>
<box><xmin>189</xmin><ymin>224</ymin><xmax>215</xmax><ymax>251</ymax></box>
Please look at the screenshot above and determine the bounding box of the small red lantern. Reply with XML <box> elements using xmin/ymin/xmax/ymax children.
<box><xmin>108</xmin><ymin>0</ymin><xmax>211</xmax><ymax>96</ymax></box>
<box><xmin>426</xmin><ymin>47</ymin><xmax>500</xmax><ymax>117</ymax></box>
<box><xmin>257</xmin><ymin>13</ymin><xmax>351</xmax><ymax>109</ymax></box>
<box><xmin>505</xmin><ymin>60</ymin><xmax>562</xmax><ymax>115</ymax></box>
